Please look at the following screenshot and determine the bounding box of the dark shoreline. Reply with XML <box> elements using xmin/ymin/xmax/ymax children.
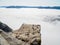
<box><xmin>0</xmin><ymin>6</ymin><xmax>60</xmax><ymax>10</ymax></box>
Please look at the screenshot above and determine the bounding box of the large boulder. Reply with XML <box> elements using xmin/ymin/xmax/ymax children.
<box><xmin>12</xmin><ymin>24</ymin><xmax>41</xmax><ymax>45</ymax></box>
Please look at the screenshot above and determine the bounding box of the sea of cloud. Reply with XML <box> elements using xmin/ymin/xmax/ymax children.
<box><xmin>0</xmin><ymin>8</ymin><xmax>60</xmax><ymax>45</ymax></box>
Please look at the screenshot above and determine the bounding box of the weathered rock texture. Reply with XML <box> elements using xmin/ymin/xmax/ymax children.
<box><xmin>0</xmin><ymin>29</ymin><xmax>23</xmax><ymax>45</ymax></box>
<box><xmin>12</xmin><ymin>24</ymin><xmax>41</xmax><ymax>45</ymax></box>
<box><xmin>0</xmin><ymin>24</ymin><xmax>41</xmax><ymax>45</ymax></box>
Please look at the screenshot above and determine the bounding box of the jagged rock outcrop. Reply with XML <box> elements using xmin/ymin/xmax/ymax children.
<box><xmin>12</xmin><ymin>24</ymin><xmax>41</xmax><ymax>45</ymax></box>
<box><xmin>0</xmin><ymin>24</ymin><xmax>41</xmax><ymax>45</ymax></box>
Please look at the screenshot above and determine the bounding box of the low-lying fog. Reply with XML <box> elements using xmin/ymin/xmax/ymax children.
<box><xmin>0</xmin><ymin>8</ymin><xmax>60</xmax><ymax>45</ymax></box>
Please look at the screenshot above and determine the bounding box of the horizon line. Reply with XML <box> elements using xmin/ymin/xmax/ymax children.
<box><xmin>0</xmin><ymin>6</ymin><xmax>60</xmax><ymax>10</ymax></box>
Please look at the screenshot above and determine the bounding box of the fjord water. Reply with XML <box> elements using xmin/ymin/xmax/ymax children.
<box><xmin>0</xmin><ymin>8</ymin><xmax>60</xmax><ymax>45</ymax></box>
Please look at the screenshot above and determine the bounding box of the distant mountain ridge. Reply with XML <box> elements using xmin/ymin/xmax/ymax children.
<box><xmin>0</xmin><ymin>6</ymin><xmax>60</xmax><ymax>9</ymax></box>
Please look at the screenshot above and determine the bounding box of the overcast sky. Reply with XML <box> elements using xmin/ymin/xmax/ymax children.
<box><xmin>0</xmin><ymin>0</ymin><xmax>60</xmax><ymax>6</ymax></box>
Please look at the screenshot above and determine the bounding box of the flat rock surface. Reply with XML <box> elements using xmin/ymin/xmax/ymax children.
<box><xmin>0</xmin><ymin>34</ymin><xmax>10</xmax><ymax>45</ymax></box>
